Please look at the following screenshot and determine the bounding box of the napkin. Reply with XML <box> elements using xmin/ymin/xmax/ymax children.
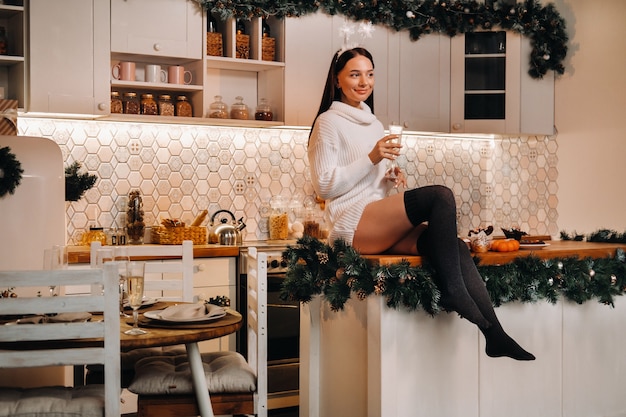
<box><xmin>16</xmin><ymin>312</ymin><xmax>92</xmax><ymax>324</ymax></box>
<box><xmin>158</xmin><ymin>303</ymin><xmax>225</xmax><ymax>321</ymax></box>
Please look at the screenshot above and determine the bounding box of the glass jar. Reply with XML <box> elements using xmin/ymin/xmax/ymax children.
<box><xmin>269</xmin><ymin>195</ymin><xmax>289</xmax><ymax>240</ymax></box>
<box><xmin>123</xmin><ymin>92</ymin><xmax>140</xmax><ymax>114</ymax></box>
<box><xmin>126</xmin><ymin>190</ymin><xmax>145</xmax><ymax>245</ymax></box>
<box><xmin>230</xmin><ymin>96</ymin><xmax>249</xmax><ymax>120</ymax></box>
<box><xmin>110</xmin><ymin>91</ymin><xmax>123</xmax><ymax>114</ymax></box>
<box><xmin>254</xmin><ymin>98</ymin><xmax>273</xmax><ymax>121</ymax></box>
<box><xmin>175</xmin><ymin>95</ymin><xmax>193</xmax><ymax>117</ymax></box>
<box><xmin>140</xmin><ymin>93</ymin><xmax>158</xmax><ymax>115</ymax></box>
<box><xmin>303</xmin><ymin>208</ymin><xmax>321</xmax><ymax>239</ymax></box>
<box><xmin>208</xmin><ymin>95</ymin><xmax>229</xmax><ymax>119</ymax></box>
<box><xmin>158</xmin><ymin>94</ymin><xmax>175</xmax><ymax>116</ymax></box>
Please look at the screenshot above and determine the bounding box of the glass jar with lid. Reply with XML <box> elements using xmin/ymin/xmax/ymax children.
<box><xmin>175</xmin><ymin>95</ymin><xmax>193</xmax><ymax>117</ymax></box>
<box><xmin>269</xmin><ymin>195</ymin><xmax>289</xmax><ymax>240</ymax></box>
<box><xmin>230</xmin><ymin>96</ymin><xmax>249</xmax><ymax>120</ymax></box>
<box><xmin>123</xmin><ymin>92</ymin><xmax>140</xmax><ymax>114</ymax></box>
<box><xmin>254</xmin><ymin>98</ymin><xmax>273</xmax><ymax>121</ymax></box>
<box><xmin>158</xmin><ymin>95</ymin><xmax>175</xmax><ymax>116</ymax></box>
<box><xmin>110</xmin><ymin>91</ymin><xmax>123</xmax><ymax>114</ymax></box>
<box><xmin>208</xmin><ymin>95</ymin><xmax>229</xmax><ymax>119</ymax></box>
<box><xmin>140</xmin><ymin>94</ymin><xmax>158</xmax><ymax>115</ymax></box>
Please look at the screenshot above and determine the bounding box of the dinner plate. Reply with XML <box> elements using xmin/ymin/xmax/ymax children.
<box><xmin>519</xmin><ymin>242</ymin><xmax>550</xmax><ymax>249</ymax></box>
<box><xmin>143</xmin><ymin>309</ymin><xmax>227</xmax><ymax>323</ymax></box>
<box><xmin>124</xmin><ymin>297</ymin><xmax>158</xmax><ymax>309</ymax></box>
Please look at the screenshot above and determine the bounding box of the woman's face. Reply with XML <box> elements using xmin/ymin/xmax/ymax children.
<box><xmin>336</xmin><ymin>54</ymin><xmax>374</xmax><ymax>107</ymax></box>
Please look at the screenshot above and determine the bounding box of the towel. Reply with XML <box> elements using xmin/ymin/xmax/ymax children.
<box><xmin>158</xmin><ymin>303</ymin><xmax>225</xmax><ymax>321</ymax></box>
<box><xmin>16</xmin><ymin>312</ymin><xmax>92</xmax><ymax>324</ymax></box>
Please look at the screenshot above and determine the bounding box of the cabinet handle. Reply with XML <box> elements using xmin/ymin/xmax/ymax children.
<box><xmin>452</xmin><ymin>123</ymin><xmax>463</xmax><ymax>131</ymax></box>
<box><xmin>153</xmin><ymin>43</ymin><xmax>161</xmax><ymax>52</ymax></box>
<box><xmin>97</xmin><ymin>103</ymin><xmax>107</xmax><ymax>111</ymax></box>
<box><xmin>195</xmin><ymin>264</ymin><xmax>206</xmax><ymax>272</ymax></box>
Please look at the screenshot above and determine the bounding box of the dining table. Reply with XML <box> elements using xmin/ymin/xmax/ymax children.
<box><xmin>0</xmin><ymin>301</ymin><xmax>243</xmax><ymax>417</ymax></box>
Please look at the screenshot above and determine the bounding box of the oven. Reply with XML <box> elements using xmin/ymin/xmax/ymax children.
<box><xmin>238</xmin><ymin>245</ymin><xmax>299</xmax><ymax>411</ymax></box>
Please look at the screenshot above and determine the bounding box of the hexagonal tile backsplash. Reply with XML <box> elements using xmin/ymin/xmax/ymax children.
<box><xmin>19</xmin><ymin>117</ymin><xmax>558</xmax><ymax>243</ymax></box>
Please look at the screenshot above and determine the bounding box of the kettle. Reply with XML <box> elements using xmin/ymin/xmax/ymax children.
<box><xmin>208</xmin><ymin>209</ymin><xmax>246</xmax><ymax>245</ymax></box>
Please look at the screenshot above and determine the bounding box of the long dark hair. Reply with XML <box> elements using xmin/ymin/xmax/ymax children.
<box><xmin>309</xmin><ymin>47</ymin><xmax>375</xmax><ymax>139</ymax></box>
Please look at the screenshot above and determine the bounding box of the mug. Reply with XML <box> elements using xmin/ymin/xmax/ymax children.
<box><xmin>112</xmin><ymin>61</ymin><xmax>136</xmax><ymax>81</ymax></box>
<box><xmin>145</xmin><ymin>64</ymin><xmax>167</xmax><ymax>83</ymax></box>
<box><xmin>168</xmin><ymin>65</ymin><xmax>192</xmax><ymax>85</ymax></box>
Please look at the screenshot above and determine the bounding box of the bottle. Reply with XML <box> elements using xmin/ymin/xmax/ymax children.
<box><xmin>0</xmin><ymin>27</ymin><xmax>7</xmax><ymax>55</ymax></box>
<box><xmin>207</xmin><ymin>14</ymin><xmax>217</xmax><ymax>33</ymax></box>
<box><xmin>262</xmin><ymin>19</ymin><xmax>271</xmax><ymax>38</ymax></box>
<box><xmin>236</xmin><ymin>19</ymin><xmax>246</xmax><ymax>35</ymax></box>
<box><xmin>230</xmin><ymin>96</ymin><xmax>249</xmax><ymax>120</ymax></box>
<box><xmin>175</xmin><ymin>95</ymin><xmax>193</xmax><ymax>117</ymax></box>
<box><xmin>208</xmin><ymin>95</ymin><xmax>229</xmax><ymax>119</ymax></box>
<box><xmin>140</xmin><ymin>93</ymin><xmax>158</xmax><ymax>115</ymax></box>
<box><xmin>254</xmin><ymin>98</ymin><xmax>273</xmax><ymax>121</ymax></box>
<box><xmin>110</xmin><ymin>91</ymin><xmax>123</xmax><ymax>114</ymax></box>
<box><xmin>158</xmin><ymin>94</ymin><xmax>175</xmax><ymax>116</ymax></box>
<box><xmin>122</xmin><ymin>92</ymin><xmax>140</xmax><ymax>114</ymax></box>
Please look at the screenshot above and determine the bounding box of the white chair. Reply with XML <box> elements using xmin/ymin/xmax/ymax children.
<box><xmin>87</xmin><ymin>240</ymin><xmax>196</xmax><ymax>387</ymax></box>
<box><xmin>127</xmin><ymin>246</ymin><xmax>268</xmax><ymax>417</ymax></box>
<box><xmin>0</xmin><ymin>264</ymin><xmax>120</xmax><ymax>417</ymax></box>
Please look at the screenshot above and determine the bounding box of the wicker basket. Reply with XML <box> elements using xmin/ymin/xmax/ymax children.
<box><xmin>206</xmin><ymin>32</ymin><xmax>223</xmax><ymax>57</ymax></box>
<box><xmin>151</xmin><ymin>226</ymin><xmax>207</xmax><ymax>245</ymax></box>
<box><xmin>236</xmin><ymin>33</ymin><xmax>250</xmax><ymax>59</ymax></box>
<box><xmin>262</xmin><ymin>36</ymin><xmax>275</xmax><ymax>61</ymax></box>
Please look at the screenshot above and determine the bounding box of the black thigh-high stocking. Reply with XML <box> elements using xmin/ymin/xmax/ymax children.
<box><xmin>456</xmin><ymin>239</ymin><xmax>535</xmax><ymax>360</ymax></box>
<box><xmin>405</xmin><ymin>185</ymin><xmax>490</xmax><ymax>329</ymax></box>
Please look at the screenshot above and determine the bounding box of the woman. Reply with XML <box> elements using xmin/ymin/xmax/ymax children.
<box><xmin>308</xmin><ymin>47</ymin><xmax>534</xmax><ymax>361</ymax></box>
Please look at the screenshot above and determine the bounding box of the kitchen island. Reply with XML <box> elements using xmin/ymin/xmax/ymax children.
<box><xmin>300</xmin><ymin>241</ymin><xmax>626</xmax><ymax>417</ymax></box>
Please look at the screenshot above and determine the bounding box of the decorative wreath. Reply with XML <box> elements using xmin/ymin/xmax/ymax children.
<box><xmin>0</xmin><ymin>146</ymin><xmax>24</xmax><ymax>198</ymax></box>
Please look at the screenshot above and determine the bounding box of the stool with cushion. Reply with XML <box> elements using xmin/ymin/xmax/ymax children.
<box><xmin>127</xmin><ymin>247</ymin><xmax>268</xmax><ymax>417</ymax></box>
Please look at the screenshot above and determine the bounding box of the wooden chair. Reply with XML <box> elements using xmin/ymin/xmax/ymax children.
<box><xmin>0</xmin><ymin>264</ymin><xmax>120</xmax><ymax>417</ymax></box>
<box><xmin>87</xmin><ymin>240</ymin><xmax>195</xmax><ymax>387</ymax></box>
<box><xmin>128</xmin><ymin>246</ymin><xmax>268</xmax><ymax>417</ymax></box>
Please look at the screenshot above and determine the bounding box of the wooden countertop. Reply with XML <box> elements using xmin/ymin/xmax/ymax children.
<box><xmin>68</xmin><ymin>244</ymin><xmax>240</xmax><ymax>264</ymax></box>
<box><xmin>364</xmin><ymin>240</ymin><xmax>626</xmax><ymax>267</ymax></box>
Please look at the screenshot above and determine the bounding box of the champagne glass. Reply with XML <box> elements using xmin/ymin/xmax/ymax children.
<box><xmin>113</xmin><ymin>246</ymin><xmax>131</xmax><ymax>317</ymax></box>
<box><xmin>43</xmin><ymin>245</ymin><xmax>67</xmax><ymax>296</ymax></box>
<box><xmin>94</xmin><ymin>248</ymin><xmax>114</xmax><ymax>295</ymax></box>
<box><xmin>385</xmin><ymin>123</ymin><xmax>403</xmax><ymax>180</ymax></box>
<box><xmin>125</xmin><ymin>261</ymin><xmax>147</xmax><ymax>335</ymax></box>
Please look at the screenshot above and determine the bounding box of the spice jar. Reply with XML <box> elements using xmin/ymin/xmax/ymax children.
<box><xmin>110</xmin><ymin>91</ymin><xmax>123</xmax><ymax>114</ymax></box>
<box><xmin>140</xmin><ymin>93</ymin><xmax>158</xmax><ymax>115</ymax></box>
<box><xmin>230</xmin><ymin>96</ymin><xmax>249</xmax><ymax>120</ymax></box>
<box><xmin>123</xmin><ymin>92</ymin><xmax>140</xmax><ymax>114</ymax></box>
<box><xmin>254</xmin><ymin>98</ymin><xmax>273</xmax><ymax>121</ymax></box>
<box><xmin>158</xmin><ymin>94</ymin><xmax>175</xmax><ymax>116</ymax></box>
<box><xmin>176</xmin><ymin>95</ymin><xmax>193</xmax><ymax>117</ymax></box>
<box><xmin>208</xmin><ymin>95</ymin><xmax>229</xmax><ymax>119</ymax></box>
<box><xmin>269</xmin><ymin>195</ymin><xmax>289</xmax><ymax>240</ymax></box>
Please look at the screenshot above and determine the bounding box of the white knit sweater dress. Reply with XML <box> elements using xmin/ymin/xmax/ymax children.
<box><xmin>308</xmin><ymin>101</ymin><xmax>394</xmax><ymax>245</ymax></box>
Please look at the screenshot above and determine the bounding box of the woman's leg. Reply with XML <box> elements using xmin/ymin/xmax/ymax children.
<box><xmin>456</xmin><ymin>239</ymin><xmax>535</xmax><ymax>360</ymax></box>
<box><xmin>408</xmin><ymin>185</ymin><xmax>491</xmax><ymax>329</ymax></box>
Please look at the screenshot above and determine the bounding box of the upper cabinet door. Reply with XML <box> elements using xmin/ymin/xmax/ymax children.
<box><xmin>111</xmin><ymin>0</ymin><xmax>202</xmax><ymax>59</ymax></box>
<box><xmin>28</xmin><ymin>0</ymin><xmax>110</xmax><ymax>115</ymax></box>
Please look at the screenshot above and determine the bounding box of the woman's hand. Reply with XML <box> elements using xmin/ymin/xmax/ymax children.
<box><xmin>385</xmin><ymin>166</ymin><xmax>407</xmax><ymax>188</ymax></box>
<box><xmin>369</xmin><ymin>134</ymin><xmax>402</xmax><ymax>165</ymax></box>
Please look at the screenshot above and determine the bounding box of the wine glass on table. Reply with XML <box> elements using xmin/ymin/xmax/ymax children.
<box><xmin>43</xmin><ymin>245</ymin><xmax>68</xmax><ymax>296</ymax></box>
<box><xmin>94</xmin><ymin>248</ymin><xmax>114</xmax><ymax>295</ymax></box>
<box><xmin>125</xmin><ymin>261</ymin><xmax>147</xmax><ymax>335</ymax></box>
<box><xmin>385</xmin><ymin>122</ymin><xmax>403</xmax><ymax>181</ymax></box>
<box><xmin>113</xmin><ymin>246</ymin><xmax>131</xmax><ymax>317</ymax></box>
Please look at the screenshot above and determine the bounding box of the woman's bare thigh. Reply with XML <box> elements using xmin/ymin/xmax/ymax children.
<box><xmin>352</xmin><ymin>192</ymin><xmax>415</xmax><ymax>254</ymax></box>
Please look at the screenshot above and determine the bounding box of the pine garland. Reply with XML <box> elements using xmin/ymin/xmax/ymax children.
<box><xmin>281</xmin><ymin>235</ymin><xmax>626</xmax><ymax>312</ymax></box>
<box><xmin>0</xmin><ymin>146</ymin><xmax>24</xmax><ymax>198</ymax></box>
<box><xmin>194</xmin><ymin>0</ymin><xmax>568</xmax><ymax>78</ymax></box>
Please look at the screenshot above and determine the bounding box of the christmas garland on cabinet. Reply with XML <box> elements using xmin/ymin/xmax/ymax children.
<box><xmin>194</xmin><ymin>0</ymin><xmax>568</xmax><ymax>79</ymax></box>
<box><xmin>0</xmin><ymin>146</ymin><xmax>24</xmax><ymax>198</ymax></box>
<box><xmin>281</xmin><ymin>235</ymin><xmax>626</xmax><ymax>313</ymax></box>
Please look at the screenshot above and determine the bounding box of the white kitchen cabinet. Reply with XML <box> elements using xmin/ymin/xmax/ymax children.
<box><xmin>204</xmin><ymin>15</ymin><xmax>285</xmax><ymax>124</ymax></box>
<box><xmin>28</xmin><ymin>0</ymin><xmax>110</xmax><ymax>115</ymax></box>
<box><xmin>111</xmin><ymin>0</ymin><xmax>202</xmax><ymax>59</ymax></box>
<box><xmin>0</xmin><ymin>2</ymin><xmax>25</xmax><ymax>107</ymax></box>
<box><xmin>450</xmin><ymin>30</ymin><xmax>554</xmax><ymax>135</ymax></box>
